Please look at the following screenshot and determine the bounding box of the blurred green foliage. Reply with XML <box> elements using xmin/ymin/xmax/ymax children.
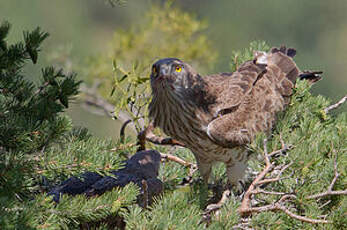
<box><xmin>87</xmin><ymin>2</ymin><xmax>217</xmax><ymax>131</ymax></box>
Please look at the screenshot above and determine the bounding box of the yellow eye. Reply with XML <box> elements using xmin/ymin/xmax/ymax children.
<box><xmin>152</xmin><ymin>66</ymin><xmax>157</xmax><ymax>74</ymax></box>
<box><xmin>175</xmin><ymin>66</ymin><xmax>182</xmax><ymax>73</ymax></box>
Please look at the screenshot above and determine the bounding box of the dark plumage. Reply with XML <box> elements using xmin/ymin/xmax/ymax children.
<box><xmin>48</xmin><ymin>150</ymin><xmax>163</xmax><ymax>205</ymax></box>
<box><xmin>148</xmin><ymin>47</ymin><xmax>321</xmax><ymax>187</ymax></box>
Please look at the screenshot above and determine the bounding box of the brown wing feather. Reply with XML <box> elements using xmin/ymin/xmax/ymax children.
<box><xmin>203</xmin><ymin>61</ymin><xmax>265</xmax><ymax>117</ymax></box>
<box><xmin>206</xmin><ymin>48</ymin><xmax>299</xmax><ymax>148</ymax></box>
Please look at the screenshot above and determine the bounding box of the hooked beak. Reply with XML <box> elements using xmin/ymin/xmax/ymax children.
<box><xmin>153</xmin><ymin>65</ymin><xmax>169</xmax><ymax>84</ymax></box>
<box><xmin>158</xmin><ymin>65</ymin><xmax>170</xmax><ymax>78</ymax></box>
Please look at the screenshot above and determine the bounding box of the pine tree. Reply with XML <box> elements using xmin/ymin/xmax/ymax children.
<box><xmin>1</xmin><ymin>2</ymin><xmax>346</xmax><ymax>229</ymax></box>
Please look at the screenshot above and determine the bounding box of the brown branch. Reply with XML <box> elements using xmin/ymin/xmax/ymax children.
<box><xmin>157</xmin><ymin>146</ymin><xmax>198</xmax><ymax>184</ymax></box>
<box><xmin>160</xmin><ymin>153</ymin><xmax>195</xmax><ymax>168</ymax></box>
<box><xmin>141</xmin><ymin>179</ymin><xmax>148</xmax><ymax>209</ymax></box>
<box><xmin>278</xmin><ymin>205</ymin><xmax>329</xmax><ymax>224</ymax></box>
<box><xmin>198</xmin><ymin>136</ymin><xmax>341</xmax><ymax>225</ymax></box>
<box><xmin>239</xmin><ymin>138</ymin><xmax>331</xmax><ymax>224</ymax></box>
<box><xmin>240</xmin><ymin>139</ymin><xmax>274</xmax><ymax>212</ymax></box>
<box><xmin>309</xmin><ymin>190</ymin><xmax>347</xmax><ymax>198</ymax></box>
<box><xmin>79</xmin><ymin>84</ymin><xmax>143</xmax><ymax>132</ymax></box>
<box><xmin>241</xmin><ymin>192</ymin><xmax>330</xmax><ymax>224</ymax></box>
<box><xmin>159</xmin><ymin>149</ymin><xmax>198</xmax><ymax>184</ymax></box>
<box><xmin>204</xmin><ymin>189</ymin><xmax>231</xmax><ymax>214</ymax></box>
<box><xmin>201</xmin><ymin>189</ymin><xmax>231</xmax><ymax>224</ymax></box>
<box><xmin>324</xmin><ymin>95</ymin><xmax>347</xmax><ymax>114</ymax></box>
<box><xmin>119</xmin><ymin>119</ymin><xmax>132</xmax><ymax>143</ymax></box>
<box><xmin>256</xmin><ymin>162</ymin><xmax>293</xmax><ymax>185</ymax></box>
<box><xmin>79</xmin><ymin>84</ymin><xmax>116</xmax><ymax>118</ymax></box>
<box><xmin>307</xmin><ymin>155</ymin><xmax>347</xmax><ymax>199</ymax></box>
<box><xmin>251</xmin><ymin>189</ymin><xmax>286</xmax><ymax>196</ymax></box>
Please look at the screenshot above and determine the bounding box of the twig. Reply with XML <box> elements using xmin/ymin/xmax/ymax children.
<box><xmin>201</xmin><ymin>189</ymin><xmax>231</xmax><ymax>224</ymax></box>
<box><xmin>80</xmin><ymin>84</ymin><xmax>116</xmax><ymax>118</ymax></box>
<box><xmin>79</xmin><ymin>84</ymin><xmax>142</xmax><ymax>132</ymax></box>
<box><xmin>268</xmin><ymin>133</ymin><xmax>292</xmax><ymax>158</ymax></box>
<box><xmin>141</xmin><ymin>179</ymin><xmax>148</xmax><ymax>209</ymax></box>
<box><xmin>256</xmin><ymin>162</ymin><xmax>293</xmax><ymax>185</ymax></box>
<box><xmin>240</xmin><ymin>139</ymin><xmax>274</xmax><ymax>212</ymax></box>
<box><xmin>189</xmin><ymin>164</ymin><xmax>198</xmax><ymax>178</ymax></box>
<box><xmin>232</xmin><ymin>217</ymin><xmax>253</xmax><ymax>230</ymax></box>
<box><xmin>239</xmin><ymin>138</ymin><xmax>331</xmax><ymax>224</ymax></box>
<box><xmin>318</xmin><ymin>200</ymin><xmax>331</xmax><ymax>209</ymax></box>
<box><xmin>204</xmin><ymin>189</ymin><xmax>231</xmax><ymax>214</ymax></box>
<box><xmin>278</xmin><ymin>205</ymin><xmax>329</xmax><ymax>224</ymax></box>
<box><xmin>119</xmin><ymin>119</ymin><xmax>132</xmax><ymax>143</ymax></box>
<box><xmin>324</xmin><ymin>95</ymin><xmax>347</xmax><ymax>114</ymax></box>
<box><xmin>307</xmin><ymin>155</ymin><xmax>347</xmax><ymax>199</ymax></box>
<box><xmin>160</xmin><ymin>153</ymin><xmax>195</xmax><ymax>168</ymax></box>
<box><xmin>251</xmin><ymin>189</ymin><xmax>286</xmax><ymax>196</ymax></box>
<box><xmin>157</xmin><ymin>146</ymin><xmax>198</xmax><ymax>184</ymax></box>
<box><xmin>110</xmin><ymin>143</ymin><xmax>135</xmax><ymax>152</ymax></box>
<box><xmin>241</xmin><ymin>191</ymin><xmax>329</xmax><ymax>224</ymax></box>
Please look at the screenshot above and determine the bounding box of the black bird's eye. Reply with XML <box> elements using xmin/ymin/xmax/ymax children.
<box><xmin>175</xmin><ymin>65</ymin><xmax>182</xmax><ymax>73</ymax></box>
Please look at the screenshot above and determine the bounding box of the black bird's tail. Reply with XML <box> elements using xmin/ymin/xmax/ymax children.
<box><xmin>298</xmin><ymin>70</ymin><xmax>323</xmax><ymax>83</ymax></box>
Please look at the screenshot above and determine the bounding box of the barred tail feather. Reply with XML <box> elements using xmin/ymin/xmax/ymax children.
<box><xmin>268</xmin><ymin>46</ymin><xmax>300</xmax><ymax>83</ymax></box>
<box><xmin>269</xmin><ymin>45</ymin><xmax>323</xmax><ymax>83</ymax></box>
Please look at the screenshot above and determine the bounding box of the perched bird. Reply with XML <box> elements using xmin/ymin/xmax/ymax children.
<box><xmin>147</xmin><ymin>46</ymin><xmax>321</xmax><ymax>188</ymax></box>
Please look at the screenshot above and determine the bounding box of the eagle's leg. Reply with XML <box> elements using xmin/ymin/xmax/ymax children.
<box><xmin>195</xmin><ymin>156</ymin><xmax>212</xmax><ymax>184</ymax></box>
<box><xmin>225</xmin><ymin>150</ymin><xmax>248</xmax><ymax>193</ymax></box>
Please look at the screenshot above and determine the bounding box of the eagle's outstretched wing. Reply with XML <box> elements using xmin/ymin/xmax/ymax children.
<box><xmin>205</xmin><ymin>47</ymin><xmax>309</xmax><ymax>148</ymax></box>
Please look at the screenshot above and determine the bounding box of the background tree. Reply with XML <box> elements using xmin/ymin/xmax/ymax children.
<box><xmin>86</xmin><ymin>2</ymin><xmax>217</xmax><ymax>132</ymax></box>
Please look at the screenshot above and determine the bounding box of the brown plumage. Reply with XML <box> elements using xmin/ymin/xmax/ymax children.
<box><xmin>148</xmin><ymin>47</ymin><xmax>321</xmax><ymax>187</ymax></box>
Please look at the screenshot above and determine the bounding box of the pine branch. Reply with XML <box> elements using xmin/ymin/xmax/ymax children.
<box><xmin>307</xmin><ymin>154</ymin><xmax>347</xmax><ymax>199</ymax></box>
<box><xmin>160</xmin><ymin>153</ymin><xmax>193</xmax><ymax>168</ymax></box>
<box><xmin>324</xmin><ymin>95</ymin><xmax>346</xmax><ymax>113</ymax></box>
<box><xmin>238</xmin><ymin>138</ymin><xmax>332</xmax><ymax>224</ymax></box>
<box><xmin>79</xmin><ymin>84</ymin><xmax>141</xmax><ymax>133</ymax></box>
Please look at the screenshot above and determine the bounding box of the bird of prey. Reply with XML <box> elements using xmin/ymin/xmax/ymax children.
<box><xmin>146</xmin><ymin>46</ymin><xmax>321</xmax><ymax>188</ymax></box>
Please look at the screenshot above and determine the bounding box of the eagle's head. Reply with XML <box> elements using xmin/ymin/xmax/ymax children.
<box><xmin>150</xmin><ymin>58</ymin><xmax>197</xmax><ymax>94</ymax></box>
